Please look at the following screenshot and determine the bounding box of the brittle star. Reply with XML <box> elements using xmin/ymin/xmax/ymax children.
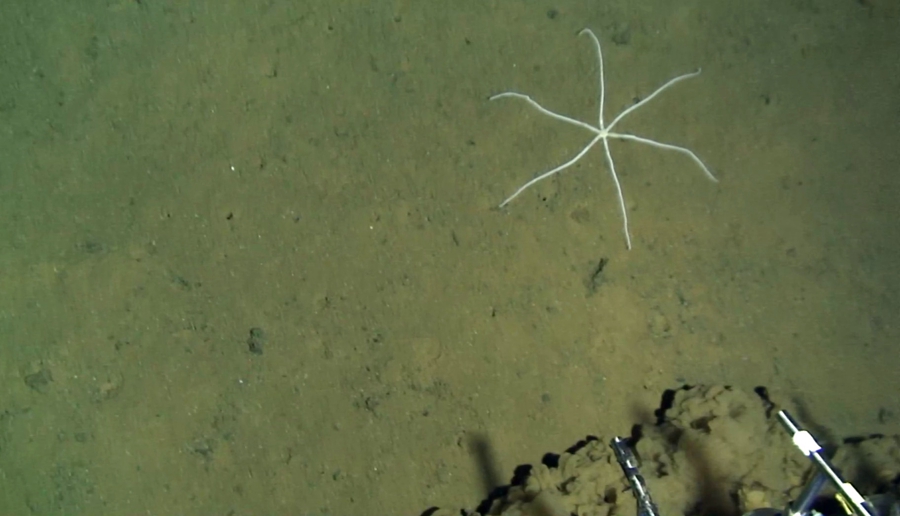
<box><xmin>492</xmin><ymin>28</ymin><xmax>718</xmax><ymax>250</ymax></box>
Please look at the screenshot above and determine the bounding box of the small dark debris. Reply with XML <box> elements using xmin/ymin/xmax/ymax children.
<box><xmin>172</xmin><ymin>274</ymin><xmax>199</xmax><ymax>291</ymax></box>
<box><xmin>611</xmin><ymin>24</ymin><xmax>631</xmax><ymax>46</ymax></box>
<box><xmin>80</xmin><ymin>240</ymin><xmax>105</xmax><ymax>254</ymax></box>
<box><xmin>247</xmin><ymin>327</ymin><xmax>266</xmax><ymax>355</ymax></box>
<box><xmin>585</xmin><ymin>257</ymin><xmax>609</xmax><ymax>295</ymax></box>
<box><xmin>546</xmin><ymin>9</ymin><xmax>558</xmax><ymax>19</ymax></box>
<box><xmin>753</xmin><ymin>386</ymin><xmax>776</xmax><ymax>418</ymax></box>
<box><xmin>25</xmin><ymin>368</ymin><xmax>53</xmax><ymax>392</ymax></box>
<box><xmin>364</xmin><ymin>396</ymin><xmax>380</xmax><ymax>414</ymax></box>
<box><xmin>189</xmin><ymin>437</ymin><xmax>215</xmax><ymax>459</ymax></box>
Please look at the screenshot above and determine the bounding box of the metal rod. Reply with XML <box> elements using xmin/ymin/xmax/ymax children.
<box><xmin>777</xmin><ymin>411</ymin><xmax>876</xmax><ymax>516</ymax></box>
<box><xmin>611</xmin><ymin>437</ymin><xmax>660</xmax><ymax>516</ymax></box>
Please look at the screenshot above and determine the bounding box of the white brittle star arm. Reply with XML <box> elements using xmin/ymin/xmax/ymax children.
<box><xmin>490</xmin><ymin>92</ymin><xmax>601</xmax><ymax>136</ymax></box>
<box><xmin>607</xmin><ymin>132</ymin><xmax>718</xmax><ymax>182</ymax></box>
<box><xmin>606</xmin><ymin>69</ymin><xmax>702</xmax><ymax>133</ymax></box>
<box><xmin>498</xmin><ymin>133</ymin><xmax>604</xmax><ymax>208</ymax></box>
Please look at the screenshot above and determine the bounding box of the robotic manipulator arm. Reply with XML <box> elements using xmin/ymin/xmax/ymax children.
<box><xmin>609</xmin><ymin>410</ymin><xmax>895</xmax><ymax>516</ymax></box>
